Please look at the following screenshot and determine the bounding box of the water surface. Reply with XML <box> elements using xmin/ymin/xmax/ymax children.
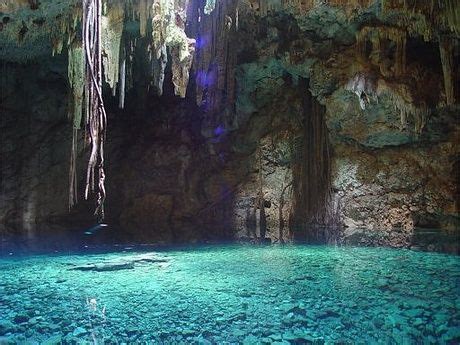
<box><xmin>0</xmin><ymin>244</ymin><xmax>459</xmax><ymax>343</ymax></box>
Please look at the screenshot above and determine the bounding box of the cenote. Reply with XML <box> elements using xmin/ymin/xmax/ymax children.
<box><xmin>0</xmin><ymin>244</ymin><xmax>458</xmax><ymax>343</ymax></box>
<box><xmin>1</xmin><ymin>0</ymin><xmax>460</xmax><ymax>343</ymax></box>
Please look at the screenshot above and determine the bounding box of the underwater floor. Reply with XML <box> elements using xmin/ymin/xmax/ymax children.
<box><xmin>0</xmin><ymin>244</ymin><xmax>459</xmax><ymax>344</ymax></box>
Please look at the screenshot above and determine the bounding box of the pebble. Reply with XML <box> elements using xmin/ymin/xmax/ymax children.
<box><xmin>42</xmin><ymin>335</ymin><xmax>62</xmax><ymax>345</ymax></box>
<box><xmin>0</xmin><ymin>246</ymin><xmax>459</xmax><ymax>343</ymax></box>
<box><xmin>72</xmin><ymin>327</ymin><xmax>87</xmax><ymax>337</ymax></box>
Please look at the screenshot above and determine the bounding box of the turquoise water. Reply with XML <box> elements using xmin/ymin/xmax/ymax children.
<box><xmin>0</xmin><ymin>244</ymin><xmax>459</xmax><ymax>344</ymax></box>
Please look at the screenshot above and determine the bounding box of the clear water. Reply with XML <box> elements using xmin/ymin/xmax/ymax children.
<box><xmin>0</xmin><ymin>244</ymin><xmax>459</xmax><ymax>344</ymax></box>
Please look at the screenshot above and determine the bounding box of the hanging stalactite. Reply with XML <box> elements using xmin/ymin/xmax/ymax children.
<box><xmin>356</xmin><ymin>26</ymin><xmax>407</xmax><ymax>78</ymax></box>
<box><xmin>254</xmin><ymin>0</ymin><xmax>373</xmax><ymax>17</ymax></box>
<box><xmin>101</xmin><ymin>2</ymin><xmax>125</xmax><ymax>95</ymax></box>
<box><xmin>139</xmin><ymin>0</ymin><xmax>154</xmax><ymax>37</ymax></box>
<box><xmin>148</xmin><ymin>0</ymin><xmax>197</xmax><ymax>98</ymax></box>
<box><xmin>166</xmin><ymin>0</ymin><xmax>196</xmax><ymax>98</ymax></box>
<box><xmin>68</xmin><ymin>41</ymin><xmax>85</xmax><ymax>210</ymax></box>
<box><xmin>439</xmin><ymin>36</ymin><xmax>456</xmax><ymax>106</ymax></box>
<box><xmin>382</xmin><ymin>0</ymin><xmax>460</xmax><ymax>36</ymax></box>
<box><xmin>119</xmin><ymin>54</ymin><xmax>126</xmax><ymax>108</ymax></box>
<box><xmin>191</xmin><ymin>0</ymin><xmax>238</xmax><ymax>113</ymax></box>
<box><xmin>51</xmin><ymin>5</ymin><xmax>82</xmax><ymax>57</ymax></box>
<box><xmin>82</xmin><ymin>0</ymin><xmax>108</xmax><ymax>220</ymax></box>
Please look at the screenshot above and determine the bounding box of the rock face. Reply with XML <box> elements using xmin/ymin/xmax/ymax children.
<box><xmin>0</xmin><ymin>0</ymin><xmax>458</xmax><ymax>249</ymax></box>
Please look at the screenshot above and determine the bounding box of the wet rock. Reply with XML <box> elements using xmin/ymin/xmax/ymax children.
<box><xmin>377</xmin><ymin>278</ymin><xmax>390</xmax><ymax>289</ymax></box>
<box><xmin>0</xmin><ymin>320</ymin><xmax>14</xmax><ymax>336</ymax></box>
<box><xmin>13</xmin><ymin>314</ymin><xmax>29</xmax><ymax>324</ymax></box>
<box><xmin>126</xmin><ymin>326</ymin><xmax>139</xmax><ymax>336</ymax></box>
<box><xmin>243</xmin><ymin>335</ymin><xmax>259</xmax><ymax>344</ymax></box>
<box><xmin>228</xmin><ymin>312</ymin><xmax>247</xmax><ymax>322</ymax></box>
<box><xmin>42</xmin><ymin>335</ymin><xmax>63</xmax><ymax>345</ymax></box>
<box><xmin>405</xmin><ymin>309</ymin><xmax>424</xmax><ymax>318</ymax></box>
<box><xmin>48</xmin><ymin>323</ymin><xmax>61</xmax><ymax>332</ymax></box>
<box><xmin>72</xmin><ymin>327</ymin><xmax>87</xmax><ymax>337</ymax></box>
<box><xmin>268</xmin><ymin>334</ymin><xmax>283</xmax><ymax>341</ymax></box>
<box><xmin>28</xmin><ymin>317</ymin><xmax>39</xmax><ymax>326</ymax></box>
<box><xmin>180</xmin><ymin>329</ymin><xmax>196</xmax><ymax>337</ymax></box>
<box><xmin>287</xmin><ymin>305</ymin><xmax>307</xmax><ymax>317</ymax></box>
<box><xmin>70</xmin><ymin>262</ymin><xmax>135</xmax><ymax>272</ymax></box>
<box><xmin>318</xmin><ymin>309</ymin><xmax>340</xmax><ymax>319</ymax></box>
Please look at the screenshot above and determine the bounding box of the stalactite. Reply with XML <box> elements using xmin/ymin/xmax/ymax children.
<box><xmin>119</xmin><ymin>55</ymin><xmax>126</xmax><ymax>109</ymax></box>
<box><xmin>171</xmin><ymin>43</ymin><xmax>195</xmax><ymax>98</ymax></box>
<box><xmin>356</xmin><ymin>26</ymin><xmax>371</xmax><ymax>61</ymax></box>
<box><xmin>345</xmin><ymin>72</ymin><xmax>377</xmax><ymax>110</ymax></box>
<box><xmin>385</xmin><ymin>27</ymin><xmax>406</xmax><ymax>76</ymax></box>
<box><xmin>125</xmin><ymin>40</ymin><xmax>136</xmax><ymax>94</ymax></box>
<box><xmin>383</xmin><ymin>89</ymin><xmax>428</xmax><ymax>134</ymax></box>
<box><xmin>192</xmin><ymin>0</ymin><xmax>238</xmax><ymax>112</ymax></box>
<box><xmin>68</xmin><ymin>41</ymin><xmax>85</xmax><ymax>209</ymax></box>
<box><xmin>51</xmin><ymin>5</ymin><xmax>81</xmax><ymax>56</ymax></box>
<box><xmin>439</xmin><ymin>36</ymin><xmax>455</xmax><ymax>105</ymax></box>
<box><xmin>445</xmin><ymin>0</ymin><xmax>460</xmax><ymax>35</ymax></box>
<box><xmin>204</xmin><ymin>0</ymin><xmax>216</xmax><ymax>15</ymax></box>
<box><xmin>236</xmin><ymin>6</ymin><xmax>239</xmax><ymax>30</ymax></box>
<box><xmin>259</xmin><ymin>0</ymin><xmax>268</xmax><ymax>16</ymax></box>
<box><xmin>83</xmin><ymin>0</ymin><xmax>108</xmax><ymax>220</ymax></box>
<box><xmin>101</xmin><ymin>2</ymin><xmax>124</xmax><ymax>93</ymax></box>
<box><xmin>254</xmin><ymin>0</ymin><xmax>372</xmax><ymax>17</ymax></box>
<box><xmin>414</xmin><ymin>106</ymin><xmax>429</xmax><ymax>136</ymax></box>
<box><xmin>382</xmin><ymin>0</ymin><xmax>460</xmax><ymax>36</ymax></box>
<box><xmin>148</xmin><ymin>0</ymin><xmax>196</xmax><ymax>97</ymax></box>
<box><xmin>356</xmin><ymin>26</ymin><xmax>407</xmax><ymax>78</ymax></box>
<box><xmin>165</xmin><ymin>0</ymin><xmax>196</xmax><ymax>98</ymax></box>
<box><xmin>151</xmin><ymin>0</ymin><xmax>167</xmax><ymax>95</ymax></box>
<box><xmin>68</xmin><ymin>43</ymin><xmax>85</xmax><ymax>128</ymax></box>
<box><xmin>139</xmin><ymin>0</ymin><xmax>154</xmax><ymax>37</ymax></box>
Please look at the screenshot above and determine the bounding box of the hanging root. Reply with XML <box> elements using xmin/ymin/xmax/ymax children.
<box><xmin>83</xmin><ymin>0</ymin><xmax>107</xmax><ymax>220</ymax></box>
<box><xmin>69</xmin><ymin>127</ymin><xmax>78</xmax><ymax>210</ymax></box>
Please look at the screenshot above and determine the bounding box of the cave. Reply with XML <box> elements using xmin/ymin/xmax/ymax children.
<box><xmin>0</xmin><ymin>0</ymin><xmax>459</xmax><ymax>343</ymax></box>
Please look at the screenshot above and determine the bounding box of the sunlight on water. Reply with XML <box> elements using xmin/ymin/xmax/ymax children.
<box><xmin>0</xmin><ymin>245</ymin><xmax>459</xmax><ymax>343</ymax></box>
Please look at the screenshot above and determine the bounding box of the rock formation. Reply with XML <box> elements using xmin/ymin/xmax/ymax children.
<box><xmin>0</xmin><ymin>0</ymin><xmax>458</xmax><ymax>249</ymax></box>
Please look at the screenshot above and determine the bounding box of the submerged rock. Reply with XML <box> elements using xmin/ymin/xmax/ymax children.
<box><xmin>0</xmin><ymin>320</ymin><xmax>14</xmax><ymax>335</ymax></box>
<box><xmin>69</xmin><ymin>262</ymin><xmax>135</xmax><ymax>272</ymax></box>
<box><xmin>68</xmin><ymin>253</ymin><xmax>168</xmax><ymax>272</ymax></box>
<box><xmin>72</xmin><ymin>327</ymin><xmax>87</xmax><ymax>337</ymax></box>
<box><xmin>13</xmin><ymin>314</ymin><xmax>29</xmax><ymax>324</ymax></box>
<box><xmin>42</xmin><ymin>334</ymin><xmax>63</xmax><ymax>345</ymax></box>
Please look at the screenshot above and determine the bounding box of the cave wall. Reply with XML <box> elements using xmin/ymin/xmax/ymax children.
<box><xmin>232</xmin><ymin>2</ymin><xmax>459</xmax><ymax>247</ymax></box>
<box><xmin>1</xmin><ymin>56</ymin><xmax>239</xmax><ymax>245</ymax></box>
<box><xmin>0</xmin><ymin>59</ymin><xmax>75</xmax><ymax>242</ymax></box>
<box><xmin>0</xmin><ymin>0</ymin><xmax>459</xmax><ymax>249</ymax></box>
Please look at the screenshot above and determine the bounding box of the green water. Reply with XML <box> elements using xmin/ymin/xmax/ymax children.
<box><xmin>0</xmin><ymin>244</ymin><xmax>459</xmax><ymax>343</ymax></box>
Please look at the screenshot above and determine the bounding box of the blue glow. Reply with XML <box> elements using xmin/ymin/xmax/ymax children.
<box><xmin>196</xmin><ymin>70</ymin><xmax>208</xmax><ymax>87</ymax></box>
<box><xmin>196</xmin><ymin>69</ymin><xmax>216</xmax><ymax>88</ymax></box>
<box><xmin>214</xmin><ymin>125</ymin><xmax>225</xmax><ymax>136</ymax></box>
<box><xmin>196</xmin><ymin>35</ymin><xmax>210</xmax><ymax>49</ymax></box>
